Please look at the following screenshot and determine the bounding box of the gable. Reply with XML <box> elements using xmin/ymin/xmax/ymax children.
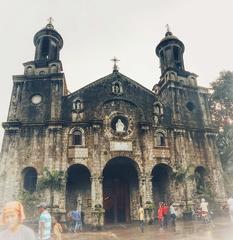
<box><xmin>63</xmin><ymin>71</ymin><xmax>156</xmax><ymax>122</ymax></box>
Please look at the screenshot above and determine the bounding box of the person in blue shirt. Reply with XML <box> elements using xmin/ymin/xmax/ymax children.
<box><xmin>70</xmin><ymin>209</ymin><xmax>82</xmax><ymax>233</ymax></box>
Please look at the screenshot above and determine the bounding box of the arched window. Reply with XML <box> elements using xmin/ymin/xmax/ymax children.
<box><xmin>112</xmin><ymin>81</ymin><xmax>123</xmax><ymax>95</ymax></box>
<box><xmin>153</xmin><ymin>102</ymin><xmax>164</xmax><ymax>116</ymax></box>
<box><xmin>72</xmin><ymin>98</ymin><xmax>83</xmax><ymax>111</ymax></box>
<box><xmin>195</xmin><ymin>166</ymin><xmax>207</xmax><ymax>193</ymax></box>
<box><xmin>173</xmin><ymin>46</ymin><xmax>182</xmax><ymax>68</ymax></box>
<box><xmin>73</xmin><ymin>130</ymin><xmax>82</xmax><ymax>145</ymax></box>
<box><xmin>39</xmin><ymin>37</ymin><xmax>50</xmax><ymax>60</ymax></box>
<box><xmin>156</xmin><ymin>132</ymin><xmax>166</xmax><ymax>146</ymax></box>
<box><xmin>22</xmin><ymin>167</ymin><xmax>37</xmax><ymax>193</ymax></box>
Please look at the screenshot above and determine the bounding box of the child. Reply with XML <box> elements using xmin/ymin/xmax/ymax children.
<box><xmin>0</xmin><ymin>201</ymin><xmax>35</xmax><ymax>240</ymax></box>
<box><xmin>53</xmin><ymin>216</ymin><xmax>63</xmax><ymax>240</ymax></box>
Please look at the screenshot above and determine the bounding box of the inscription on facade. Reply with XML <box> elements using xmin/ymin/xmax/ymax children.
<box><xmin>68</xmin><ymin>147</ymin><xmax>88</xmax><ymax>158</ymax></box>
<box><xmin>110</xmin><ymin>141</ymin><xmax>132</xmax><ymax>151</ymax></box>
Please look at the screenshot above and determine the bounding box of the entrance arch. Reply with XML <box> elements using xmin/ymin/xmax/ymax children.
<box><xmin>103</xmin><ymin>157</ymin><xmax>139</xmax><ymax>224</ymax></box>
<box><xmin>66</xmin><ymin>164</ymin><xmax>91</xmax><ymax>223</ymax></box>
<box><xmin>152</xmin><ymin>164</ymin><xmax>172</xmax><ymax>205</ymax></box>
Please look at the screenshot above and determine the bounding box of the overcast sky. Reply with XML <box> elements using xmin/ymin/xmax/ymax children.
<box><xmin>0</xmin><ymin>0</ymin><xmax>233</xmax><ymax>146</ymax></box>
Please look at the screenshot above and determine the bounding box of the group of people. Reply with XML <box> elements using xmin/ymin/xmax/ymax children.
<box><xmin>138</xmin><ymin>202</ymin><xmax>177</xmax><ymax>232</ymax></box>
<box><xmin>0</xmin><ymin>201</ymin><xmax>63</xmax><ymax>240</ymax></box>
<box><xmin>137</xmin><ymin>198</ymin><xmax>215</xmax><ymax>232</ymax></box>
<box><xmin>157</xmin><ymin>202</ymin><xmax>177</xmax><ymax>228</ymax></box>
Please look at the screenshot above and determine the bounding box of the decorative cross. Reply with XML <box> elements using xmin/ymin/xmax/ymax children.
<box><xmin>110</xmin><ymin>56</ymin><xmax>120</xmax><ymax>71</ymax></box>
<box><xmin>166</xmin><ymin>24</ymin><xmax>170</xmax><ymax>33</ymax></box>
<box><xmin>47</xmin><ymin>17</ymin><xmax>54</xmax><ymax>25</ymax></box>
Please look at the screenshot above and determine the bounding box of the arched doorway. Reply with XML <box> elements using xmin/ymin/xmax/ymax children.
<box><xmin>103</xmin><ymin>157</ymin><xmax>139</xmax><ymax>224</ymax></box>
<box><xmin>22</xmin><ymin>167</ymin><xmax>37</xmax><ymax>193</ymax></box>
<box><xmin>152</xmin><ymin>164</ymin><xmax>172</xmax><ymax>205</ymax></box>
<box><xmin>66</xmin><ymin>164</ymin><xmax>91</xmax><ymax>224</ymax></box>
<box><xmin>195</xmin><ymin>166</ymin><xmax>207</xmax><ymax>193</ymax></box>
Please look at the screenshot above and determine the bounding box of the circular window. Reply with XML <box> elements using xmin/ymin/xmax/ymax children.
<box><xmin>186</xmin><ymin>101</ymin><xmax>195</xmax><ymax>111</ymax></box>
<box><xmin>31</xmin><ymin>94</ymin><xmax>42</xmax><ymax>105</ymax></box>
<box><xmin>111</xmin><ymin>116</ymin><xmax>128</xmax><ymax>133</ymax></box>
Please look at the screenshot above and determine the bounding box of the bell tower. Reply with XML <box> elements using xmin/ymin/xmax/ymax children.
<box><xmin>154</xmin><ymin>28</ymin><xmax>212</xmax><ymax>128</ymax></box>
<box><xmin>34</xmin><ymin>19</ymin><xmax>63</xmax><ymax>63</ymax></box>
<box><xmin>6</xmin><ymin>21</ymin><xmax>67</xmax><ymax>124</ymax></box>
<box><xmin>156</xmin><ymin>26</ymin><xmax>185</xmax><ymax>75</ymax></box>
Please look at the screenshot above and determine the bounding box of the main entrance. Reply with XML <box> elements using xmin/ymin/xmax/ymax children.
<box><xmin>103</xmin><ymin>157</ymin><xmax>139</xmax><ymax>224</ymax></box>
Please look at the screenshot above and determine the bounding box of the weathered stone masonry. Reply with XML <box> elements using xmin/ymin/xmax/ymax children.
<box><xmin>0</xmin><ymin>23</ymin><xmax>226</xmax><ymax>224</ymax></box>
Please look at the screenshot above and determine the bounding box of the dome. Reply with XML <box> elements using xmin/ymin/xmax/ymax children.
<box><xmin>156</xmin><ymin>31</ymin><xmax>184</xmax><ymax>57</ymax></box>
<box><xmin>33</xmin><ymin>23</ymin><xmax>63</xmax><ymax>50</ymax></box>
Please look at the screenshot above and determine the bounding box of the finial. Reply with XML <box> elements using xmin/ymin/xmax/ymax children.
<box><xmin>165</xmin><ymin>24</ymin><xmax>173</xmax><ymax>36</ymax></box>
<box><xmin>48</xmin><ymin>17</ymin><xmax>54</xmax><ymax>25</ymax></box>
<box><xmin>46</xmin><ymin>17</ymin><xmax>54</xmax><ymax>29</ymax></box>
<box><xmin>110</xmin><ymin>56</ymin><xmax>120</xmax><ymax>72</ymax></box>
<box><xmin>166</xmin><ymin>24</ymin><xmax>170</xmax><ymax>33</ymax></box>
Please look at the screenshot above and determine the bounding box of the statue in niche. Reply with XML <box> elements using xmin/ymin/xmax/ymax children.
<box><xmin>76</xmin><ymin>194</ymin><xmax>82</xmax><ymax>211</ymax></box>
<box><xmin>116</xmin><ymin>119</ymin><xmax>125</xmax><ymax>132</ymax></box>
<box><xmin>154</xmin><ymin>115</ymin><xmax>159</xmax><ymax>125</ymax></box>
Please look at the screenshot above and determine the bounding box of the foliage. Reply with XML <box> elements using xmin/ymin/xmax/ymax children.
<box><xmin>210</xmin><ymin>71</ymin><xmax>233</xmax><ymax>127</ymax></box>
<box><xmin>94</xmin><ymin>204</ymin><xmax>105</xmax><ymax>226</ymax></box>
<box><xmin>172</xmin><ymin>164</ymin><xmax>195</xmax><ymax>185</ymax></box>
<box><xmin>145</xmin><ymin>201</ymin><xmax>153</xmax><ymax>210</ymax></box>
<box><xmin>209</xmin><ymin>71</ymin><xmax>233</xmax><ymax>178</ymax></box>
<box><xmin>17</xmin><ymin>189</ymin><xmax>40</xmax><ymax>218</ymax></box>
<box><xmin>37</xmin><ymin>168</ymin><xmax>66</xmax><ymax>214</ymax></box>
<box><xmin>172</xmin><ymin>164</ymin><xmax>195</xmax><ymax>211</ymax></box>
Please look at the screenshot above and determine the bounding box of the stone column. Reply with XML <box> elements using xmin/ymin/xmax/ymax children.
<box><xmin>91</xmin><ymin>175</ymin><xmax>104</xmax><ymax>227</ymax></box>
<box><xmin>139</xmin><ymin>175</ymin><xmax>146</xmax><ymax>207</ymax></box>
<box><xmin>145</xmin><ymin>175</ymin><xmax>153</xmax><ymax>203</ymax></box>
<box><xmin>91</xmin><ymin>175</ymin><xmax>103</xmax><ymax>208</ymax></box>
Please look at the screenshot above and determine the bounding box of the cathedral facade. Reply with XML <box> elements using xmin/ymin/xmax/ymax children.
<box><xmin>0</xmin><ymin>23</ymin><xmax>226</xmax><ymax>224</ymax></box>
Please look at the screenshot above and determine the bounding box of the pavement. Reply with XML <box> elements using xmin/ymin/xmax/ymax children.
<box><xmin>63</xmin><ymin>217</ymin><xmax>233</xmax><ymax>240</ymax></box>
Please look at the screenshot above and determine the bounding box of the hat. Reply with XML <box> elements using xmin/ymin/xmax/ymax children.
<box><xmin>37</xmin><ymin>202</ymin><xmax>47</xmax><ymax>209</ymax></box>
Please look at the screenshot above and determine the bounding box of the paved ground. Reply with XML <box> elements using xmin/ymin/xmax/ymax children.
<box><xmin>63</xmin><ymin>217</ymin><xmax>233</xmax><ymax>240</ymax></box>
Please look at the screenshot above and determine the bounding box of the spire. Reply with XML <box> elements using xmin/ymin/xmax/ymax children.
<box><xmin>110</xmin><ymin>57</ymin><xmax>120</xmax><ymax>72</ymax></box>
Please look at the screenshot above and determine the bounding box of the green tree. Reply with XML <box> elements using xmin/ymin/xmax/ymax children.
<box><xmin>37</xmin><ymin>168</ymin><xmax>66</xmax><ymax>215</ymax></box>
<box><xmin>209</xmin><ymin>71</ymin><xmax>233</xmax><ymax>170</ymax></box>
<box><xmin>210</xmin><ymin>71</ymin><xmax>233</xmax><ymax>126</ymax></box>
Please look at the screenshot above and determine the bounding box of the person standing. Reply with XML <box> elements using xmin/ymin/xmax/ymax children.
<box><xmin>169</xmin><ymin>203</ymin><xmax>177</xmax><ymax>226</ymax></box>
<box><xmin>200</xmin><ymin>198</ymin><xmax>209</xmax><ymax>224</ymax></box>
<box><xmin>53</xmin><ymin>216</ymin><xmax>63</xmax><ymax>240</ymax></box>
<box><xmin>227</xmin><ymin>196</ymin><xmax>233</xmax><ymax>224</ymax></box>
<box><xmin>38</xmin><ymin>203</ymin><xmax>52</xmax><ymax>240</ymax></box>
<box><xmin>70</xmin><ymin>209</ymin><xmax>82</xmax><ymax>233</ymax></box>
<box><xmin>138</xmin><ymin>205</ymin><xmax>145</xmax><ymax>233</ymax></box>
<box><xmin>157</xmin><ymin>202</ymin><xmax>164</xmax><ymax>229</ymax></box>
<box><xmin>163</xmin><ymin>203</ymin><xmax>169</xmax><ymax>228</ymax></box>
<box><xmin>0</xmin><ymin>201</ymin><xmax>35</xmax><ymax>240</ymax></box>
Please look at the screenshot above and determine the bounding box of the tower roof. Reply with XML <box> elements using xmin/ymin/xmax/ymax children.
<box><xmin>156</xmin><ymin>30</ymin><xmax>185</xmax><ymax>56</ymax></box>
<box><xmin>33</xmin><ymin>22</ymin><xmax>63</xmax><ymax>49</ymax></box>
